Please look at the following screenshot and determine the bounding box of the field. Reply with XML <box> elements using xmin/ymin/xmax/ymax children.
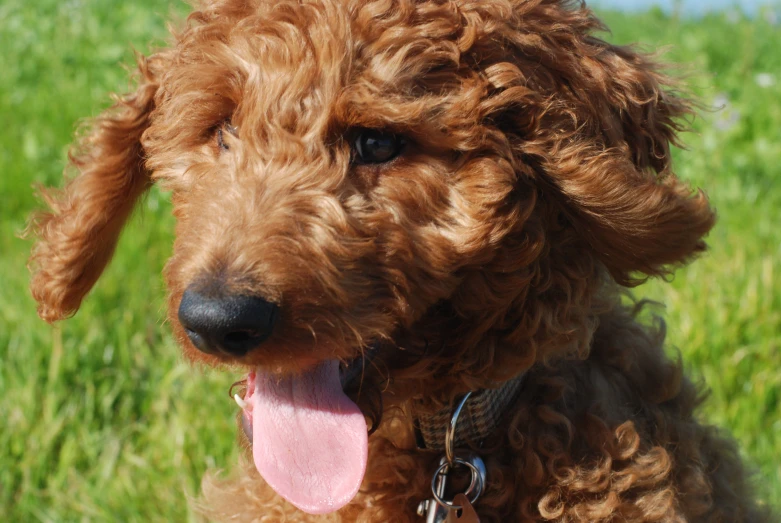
<box><xmin>1</xmin><ymin>0</ymin><xmax>779</xmax><ymax>520</ymax></box>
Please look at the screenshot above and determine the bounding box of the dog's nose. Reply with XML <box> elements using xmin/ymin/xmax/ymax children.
<box><xmin>178</xmin><ymin>286</ymin><xmax>278</xmax><ymax>356</ymax></box>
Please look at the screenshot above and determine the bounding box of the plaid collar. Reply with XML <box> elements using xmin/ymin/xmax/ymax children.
<box><xmin>413</xmin><ymin>372</ymin><xmax>527</xmax><ymax>451</ymax></box>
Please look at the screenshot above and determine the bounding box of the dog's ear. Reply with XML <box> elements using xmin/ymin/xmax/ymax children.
<box><xmin>489</xmin><ymin>10</ymin><xmax>716</xmax><ymax>286</ymax></box>
<box><xmin>473</xmin><ymin>3</ymin><xmax>715</xmax><ymax>285</ymax></box>
<box><xmin>29</xmin><ymin>53</ymin><xmax>164</xmax><ymax>322</ymax></box>
<box><xmin>543</xmin><ymin>41</ymin><xmax>716</xmax><ymax>286</ymax></box>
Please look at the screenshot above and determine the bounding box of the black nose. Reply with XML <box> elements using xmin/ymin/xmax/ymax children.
<box><xmin>178</xmin><ymin>286</ymin><xmax>279</xmax><ymax>356</ymax></box>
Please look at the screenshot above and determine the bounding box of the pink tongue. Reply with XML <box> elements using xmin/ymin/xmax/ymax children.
<box><xmin>251</xmin><ymin>360</ymin><xmax>368</xmax><ymax>514</ymax></box>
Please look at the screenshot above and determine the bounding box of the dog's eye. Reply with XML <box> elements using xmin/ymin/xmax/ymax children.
<box><xmin>352</xmin><ymin>130</ymin><xmax>405</xmax><ymax>164</ymax></box>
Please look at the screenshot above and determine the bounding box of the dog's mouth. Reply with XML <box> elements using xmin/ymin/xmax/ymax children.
<box><xmin>231</xmin><ymin>355</ymin><xmax>373</xmax><ymax>515</ymax></box>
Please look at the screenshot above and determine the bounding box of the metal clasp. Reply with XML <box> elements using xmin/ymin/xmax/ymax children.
<box><xmin>416</xmin><ymin>392</ymin><xmax>487</xmax><ymax>522</ymax></box>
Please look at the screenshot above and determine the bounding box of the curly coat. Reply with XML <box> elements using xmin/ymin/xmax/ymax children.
<box><xmin>29</xmin><ymin>0</ymin><xmax>770</xmax><ymax>521</ymax></box>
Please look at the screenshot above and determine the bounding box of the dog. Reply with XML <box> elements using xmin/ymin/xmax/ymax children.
<box><xmin>29</xmin><ymin>0</ymin><xmax>771</xmax><ymax>520</ymax></box>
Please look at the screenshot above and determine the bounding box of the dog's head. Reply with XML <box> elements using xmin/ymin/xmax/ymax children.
<box><xmin>30</xmin><ymin>0</ymin><xmax>714</xmax><ymax>514</ymax></box>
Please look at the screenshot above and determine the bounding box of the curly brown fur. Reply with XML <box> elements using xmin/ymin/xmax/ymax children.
<box><xmin>30</xmin><ymin>0</ymin><xmax>770</xmax><ymax>521</ymax></box>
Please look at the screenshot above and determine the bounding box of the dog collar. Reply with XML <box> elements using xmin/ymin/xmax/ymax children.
<box><xmin>413</xmin><ymin>372</ymin><xmax>526</xmax><ymax>451</ymax></box>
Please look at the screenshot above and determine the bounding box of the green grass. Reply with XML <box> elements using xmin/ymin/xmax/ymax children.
<box><xmin>1</xmin><ymin>1</ymin><xmax>779</xmax><ymax>520</ymax></box>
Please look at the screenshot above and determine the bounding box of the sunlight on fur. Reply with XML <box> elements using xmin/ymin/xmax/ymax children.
<box><xmin>29</xmin><ymin>0</ymin><xmax>770</xmax><ymax>521</ymax></box>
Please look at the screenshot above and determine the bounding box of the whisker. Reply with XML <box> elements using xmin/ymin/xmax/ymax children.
<box><xmin>228</xmin><ymin>378</ymin><xmax>247</xmax><ymax>399</ymax></box>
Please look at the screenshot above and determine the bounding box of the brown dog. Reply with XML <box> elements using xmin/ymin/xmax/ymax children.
<box><xmin>29</xmin><ymin>0</ymin><xmax>770</xmax><ymax>521</ymax></box>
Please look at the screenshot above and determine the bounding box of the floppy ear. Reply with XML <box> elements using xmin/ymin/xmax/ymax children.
<box><xmin>471</xmin><ymin>2</ymin><xmax>715</xmax><ymax>286</ymax></box>
<box><xmin>492</xmin><ymin>11</ymin><xmax>718</xmax><ymax>287</ymax></box>
<box><xmin>545</xmin><ymin>40</ymin><xmax>716</xmax><ymax>286</ymax></box>
<box><xmin>29</xmin><ymin>53</ymin><xmax>162</xmax><ymax>322</ymax></box>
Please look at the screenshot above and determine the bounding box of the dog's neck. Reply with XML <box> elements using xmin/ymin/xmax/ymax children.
<box><xmin>382</xmin><ymin>276</ymin><xmax>609</xmax><ymax>450</ymax></box>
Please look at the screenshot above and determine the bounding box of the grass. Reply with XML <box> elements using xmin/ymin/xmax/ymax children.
<box><xmin>1</xmin><ymin>0</ymin><xmax>779</xmax><ymax>520</ymax></box>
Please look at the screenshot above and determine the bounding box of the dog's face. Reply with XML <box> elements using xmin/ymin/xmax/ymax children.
<box><xmin>30</xmin><ymin>0</ymin><xmax>715</xmax><ymax>515</ymax></box>
<box><xmin>148</xmin><ymin>1</ymin><xmax>528</xmax><ymax>371</ymax></box>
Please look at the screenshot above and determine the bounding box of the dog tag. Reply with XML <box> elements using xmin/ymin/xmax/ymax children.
<box><xmin>445</xmin><ymin>494</ymin><xmax>480</xmax><ymax>522</ymax></box>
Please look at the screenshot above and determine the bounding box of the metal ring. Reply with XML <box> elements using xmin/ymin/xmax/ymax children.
<box><xmin>445</xmin><ymin>392</ymin><xmax>472</xmax><ymax>464</ymax></box>
<box><xmin>429</xmin><ymin>457</ymin><xmax>484</xmax><ymax>510</ymax></box>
